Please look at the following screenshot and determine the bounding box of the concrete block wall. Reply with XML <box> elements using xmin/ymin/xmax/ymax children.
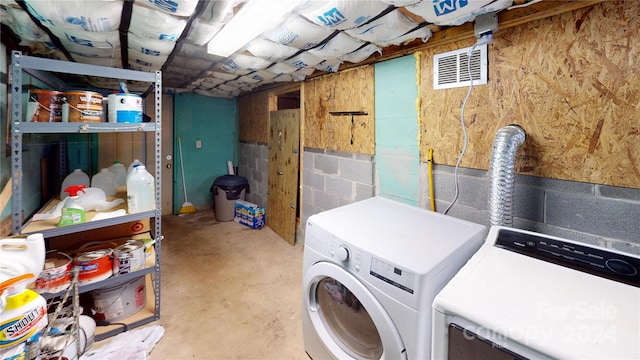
<box><xmin>301</xmin><ymin>148</ymin><xmax>375</xmax><ymax>230</ymax></box>
<box><xmin>237</xmin><ymin>142</ymin><xmax>268</xmax><ymax>208</ymax></box>
<box><xmin>419</xmin><ymin>164</ymin><xmax>640</xmax><ymax>255</ymax></box>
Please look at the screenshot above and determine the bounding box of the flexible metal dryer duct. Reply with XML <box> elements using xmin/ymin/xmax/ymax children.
<box><xmin>488</xmin><ymin>125</ymin><xmax>526</xmax><ymax>227</ymax></box>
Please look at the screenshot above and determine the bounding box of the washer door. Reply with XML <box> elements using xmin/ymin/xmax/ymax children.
<box><xmin>304</xmin><ymin>261</ymin><xmax>406</xmax><ymax>359</ymax></box>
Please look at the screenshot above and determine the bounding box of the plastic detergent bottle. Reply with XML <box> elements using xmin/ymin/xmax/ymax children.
<box><xmin>127</xmin><ymin>159</ymin><xmax>143</xmax><ymax>179</ymax></box>
<box><xmin>108</xmin><ymin>161</ymin><xmax>127</xmax><ymax>187</ymax></box>
<box><xmin>0</xmin><ymin>274</ymin><xmax>48</xmax><ymax>349</ymax></box>
<box><xmin>60</xmin><ymin>168</ymin><xmax>90</xmax><ymax>199</ymax></box>
<box><xmin>58</xmin><ymin>185</ymin><xmax>87</xmax><ymax>227</ymax></box>
<box><xmin>91</xmin><ymin>168</ymin><xmax>117</xmax><ymax>197</ymax></box>
<box><xmin>126</xmin><ymin>165</ymin><xmax>155</xmax><ymax>214</ymax></box>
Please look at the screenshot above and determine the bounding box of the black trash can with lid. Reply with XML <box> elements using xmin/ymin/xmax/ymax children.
<box><xmin>210</xmin><ymin>175</ymin><xmax>250</xmax><ymax>221</ymax></box>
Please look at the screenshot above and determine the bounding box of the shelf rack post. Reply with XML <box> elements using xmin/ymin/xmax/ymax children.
<box><xmin>10</xmin><ymin>51</ymin><xmax>24</xmax><ymax>235</ymax></box>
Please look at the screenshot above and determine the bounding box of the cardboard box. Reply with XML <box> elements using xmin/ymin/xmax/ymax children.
<box><xmin>234</xmin><ymin>200</ymin><xmax>265</xmax><ymax>229</ymax></box>
<box><xmin>47</xmin><ymin>218</ymin><xmax>152</xmax><ymax>252</ymax></box>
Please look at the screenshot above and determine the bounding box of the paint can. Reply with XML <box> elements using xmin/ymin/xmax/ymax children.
<box><xmin>74</xmin><ymin>249</ymin><xmax>113</xmax><ymax>285</ymax></box>
<box><xmin>107</xmin><ymin>93</ymin><xmax>142</xmax><ymax>123</ymax></box>
<box><xmin>34</xmin><ymin>251</ymin><xmax>72</xmax><ymax>294</ymax></box>
<box><xmin>27</xmin><ymin>89</ymin><xmax>64</xmax><ymax>122</ymax></box>
<box><xmin>91</xmin><ymin>276</ymin><xmax>145</xmax><ymax>322</ymax></box>
<box><xmin>62</xmin><ymin>91</ymin><xmax>104</xmax><ymax>122</ymax></box>
<box><xmin>113</xmin><ymin>240</ymin><xmax>146</xmax><ymax>276</ymax></box>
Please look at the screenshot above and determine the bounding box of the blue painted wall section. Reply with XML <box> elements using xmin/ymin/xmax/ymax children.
<box><xmin>174</xmin><ymin>93</ymin><xmax>236</xmax><ymax>212</ymax></box>
<box><xmin>374</xmin><ymin>56</ymin><xmax>420</xmax><ymax>206</ymax></box>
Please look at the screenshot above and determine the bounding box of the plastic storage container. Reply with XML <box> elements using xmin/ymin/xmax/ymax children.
<box><xmin>91</xmin><ymin>168</ymin><xmax>117</xmax><ymax>196</ymax></box>
<box><xmin>127</xmin><ymin>159</ymin><xmax>143</xmax><ymax>178</ymax></box>
<box><xmin>107</xmin><ymin>161</ymin><xmax>127</xmax><ymax>187</ymax></box>
<box><xmin>60</xmin><ymin>168</ymin><xmax>90</xmax><ymax>199</ymax></box>
<box><xmin>210</xmin><ymin>175</ymin><xmax>249</xmax><ymax>222</ymax></box>
<box><xmin>126</xmin><ymin>165</ymin><xmax>155</xmax><ymax>214</ymax></box>
<box><xmin>107</xmin><ymin>93</ymin><xmax>143</xmax><ymax>123</ymax></box>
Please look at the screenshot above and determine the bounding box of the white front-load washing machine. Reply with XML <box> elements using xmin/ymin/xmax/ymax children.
<box><xmin>302</xmin><ymin>196</ymin><xmax>487</xmax><ymax>359</ymax></box>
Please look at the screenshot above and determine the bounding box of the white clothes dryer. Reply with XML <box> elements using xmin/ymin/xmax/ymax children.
<box><xmin>302</xmin><ymin>196</ymin><xmax>487</xmax><ymax>359</ymax></box>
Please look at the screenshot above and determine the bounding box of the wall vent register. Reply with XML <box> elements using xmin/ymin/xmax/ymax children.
<box><xmin>433</xmin><ymin>43</ymin><xmax>488</xmax><ymax>90</ymax></box>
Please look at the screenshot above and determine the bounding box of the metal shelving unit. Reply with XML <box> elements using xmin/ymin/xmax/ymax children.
<box><xmin>9</xmin><ymin>50</ymin><xmax>163</xmax><ymax>341</ymax></box>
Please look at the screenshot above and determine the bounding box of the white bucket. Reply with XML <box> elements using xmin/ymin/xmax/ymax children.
<box><xmin>108</xmin><ymin>94</ymin><xmax>143</xmax><ymax>123</ymax></box>
<box><xmin>91</xmin><ymin>276</ymin><xmax>145</xmax><ymax>323</ymax></box>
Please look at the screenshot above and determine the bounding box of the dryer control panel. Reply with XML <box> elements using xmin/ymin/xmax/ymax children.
<box><xmin>329</xmin><ymin>238</ymin><xmax>417</xmax><ymax>295</ymax></box>
<box><xmin>369</xmin><ymin>258</ymin><xmax>416</xmax><ymax>295</ymax></box>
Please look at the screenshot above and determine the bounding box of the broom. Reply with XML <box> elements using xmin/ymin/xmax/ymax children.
<box><xmin>178</xmin><ymin>137</ymin><xmax>196</xmax><ymax>214</ymax></box>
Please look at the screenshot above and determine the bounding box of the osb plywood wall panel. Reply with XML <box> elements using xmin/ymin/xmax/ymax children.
<box><xmin>304</xmin><ymin>66</ymin><xmax>375</xmax><ymax>154</ymax></box>
<box><xmin>419</xmin><ymin>1</ymin><xmax>640</xmax><ymax>189</ymax></box>
<box><xmin>238</xmin><ymin>90</ymin><xmax>269</xmax><ymax>144</ymax></box>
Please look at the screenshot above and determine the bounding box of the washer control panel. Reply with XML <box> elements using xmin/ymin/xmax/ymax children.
<box><xmin>495</xmin><ymin>228</ymin><xmax>640</xmax><ymax>287</ymax></box>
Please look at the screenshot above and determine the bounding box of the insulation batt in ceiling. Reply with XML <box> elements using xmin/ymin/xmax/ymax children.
<box><xmin>345</xmin><ymin>8</ymin><xmax>431</xmax><ymax>47</ymax></box>
<box><xmin>129</xmin><ymin>3</ymin><xmax>188</xmax><ymax>42</ymax></box>
<box><xmin>0</xmin><ymin>0</ymin><xmax>535</xmax><ymax>97</ymax></box>
<box><xmin>404</xmin><ymin>0</ymin><xmax>513</xmax><ymax>26</ymax></box>
<box><xmin>298</xmin><ymin>0</ymin><xmax>392</xmax><ymax>30</ymax></box>
<box><xmin>24</xmin><ymin>0</ymin><xmax>122</xmax><ymax>32</ymax></box>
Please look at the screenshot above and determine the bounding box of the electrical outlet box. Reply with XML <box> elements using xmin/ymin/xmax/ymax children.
<box><xmin>196</xmin><ymin>140</ymin><xmax>202</xmax><ymax>148</ymax></box>
<box><xmin>474</xmin><ymin>12</ymin><xmax>498</xmax><ymax>38</ymax></box>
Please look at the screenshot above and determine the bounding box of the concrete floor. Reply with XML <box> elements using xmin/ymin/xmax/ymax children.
<box><xmin>147</xmin><ymin>210</ymin><xmax>307</xmax><ymax>359</ymax></box>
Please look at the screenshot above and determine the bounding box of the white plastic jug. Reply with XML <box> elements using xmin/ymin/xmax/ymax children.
<box><xmin>107</xmin><ymin>161</ymin><xmax>127</xmax><ymax>187</ymax></box>
<box><xmin>127</xmin><ymin>159</ymin><xmax>143</xmax><ymax>179</ymax></box>
<box><xmin>126</xmin><ymin>165</ymin><xmax>155</xmax><ymax>214</ymax></box>
<box><xmin>91</xmin><ymin>168</ymin><xmax>117</xmax><ymax>197</ymax></box>
<box><xmin>60</xmin><ymin>169</ymin><xmax>90</xmax><ymax>200</ymax></box>
<box><xmin>0</xmin><ymin>233</ymin><xmax>46</xmax><ymax>283</ymax></box>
